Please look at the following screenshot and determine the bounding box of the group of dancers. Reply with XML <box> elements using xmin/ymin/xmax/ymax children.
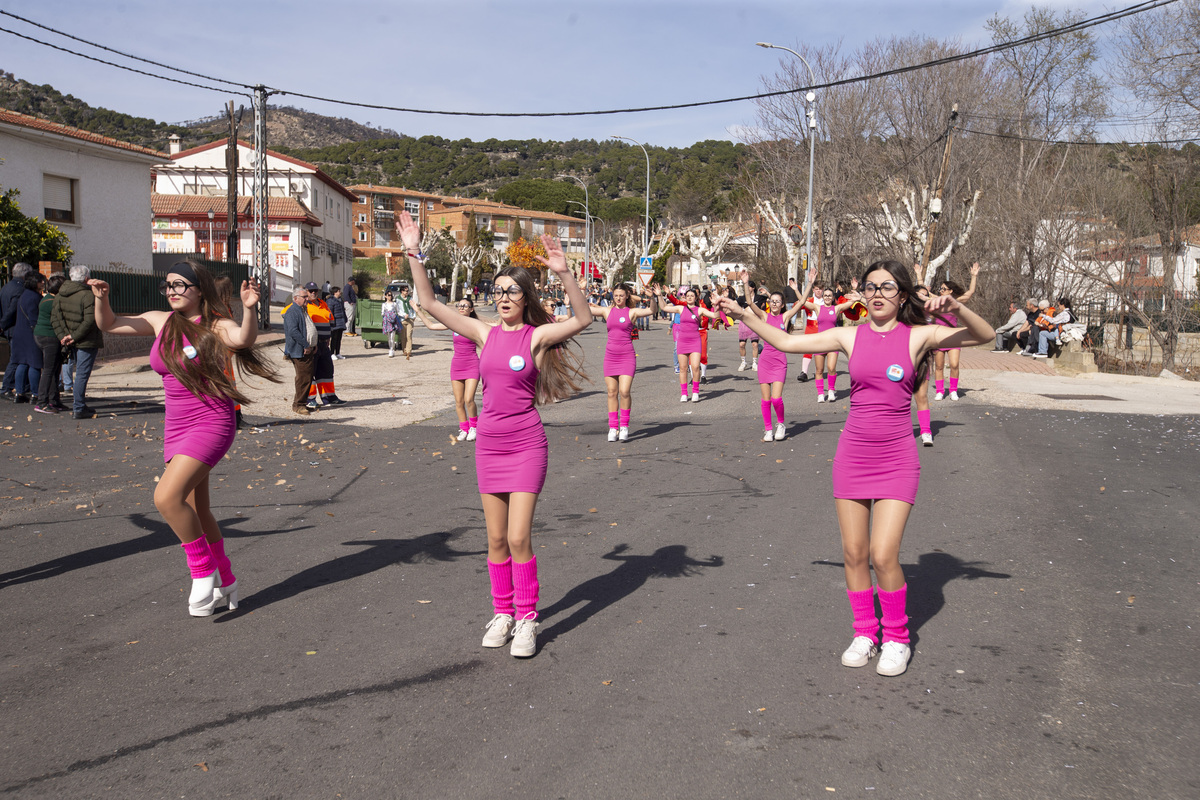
<box><xmin>84</xmin><ymin>218</ymin><xmax>995</xmax><ymax>676</ymax></box>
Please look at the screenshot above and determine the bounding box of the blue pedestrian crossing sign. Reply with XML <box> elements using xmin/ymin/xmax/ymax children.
<box><xmin>638</xmin><ymin>256</ymin><xmax>654</xmax><ymax>270</ymax></box>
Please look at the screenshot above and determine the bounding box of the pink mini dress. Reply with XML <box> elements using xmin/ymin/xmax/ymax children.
<box><xmin>935</xmin><ymin>311</ymin><xmax>959</xmax><ymax>352</ymax></box>
<box><xmin>756</xmin><ymin>313</ymin><xmax>789</xmax><ymax>384</ymax></box>
<box><xmin>475</xmin><ymin>324</ymin><xmax>547</xmax><ymax>494</ymax></box>
<box><xmin>449</xmin><ymin>331</ymin><xmax>481</xmax><ymax>380</ymax></box>
<box><xmin>676</xmin><ymin>306</ymin><xmax>702</xmax><ymax>355</ymax></box>
<box><xmin>832</xmin><ymin>324</ymin><xmax>920</xmax><ymax>505</ymax></box>
<box><xmin>148</xmin><ymin>319</ymin><xmax>236</xmax><ymax>467</ymax></box>
<box><xmin>816</xmin><ymin>305</ymin><xmax>840</xmax><ymax>355</ymax></box>
<box><xmin>604</xmin><ymin>309</ymin><xmax>637</xmax><ymax>377</ymax></box>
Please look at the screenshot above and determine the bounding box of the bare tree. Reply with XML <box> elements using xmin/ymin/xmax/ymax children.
<box><xmin>658</xmin><ymin>224</ymin><xmax>734</xmax><ymax>285</ymax></box>
<box><xmin>592</xmin><ymin>224</ymin><xmax>639</xmax><ymax>289</ymax></box>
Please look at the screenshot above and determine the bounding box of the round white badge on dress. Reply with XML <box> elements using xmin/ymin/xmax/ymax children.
<box><xmin>886</xmin><ymin>364</ymin><xmax>905</xmax><ymax>382</ymax></box>
<box><xmin>509</xmin><ymin>355</ymin><xmax>526</xmax><ymax>371</ymax></box>
<box><xmin>182</xmin><ymin>345</ymin><xmax>198</xmax><ymax>360</ymax></box>
<box><xmin>780</xmin><ymin>323</ymin><xmax>787</xmax><ymax>330</ymax></box>
<box><xmin>619</xmin><ymin>316</ymin><xmax>626</xmax><ymax>324</ymax></box>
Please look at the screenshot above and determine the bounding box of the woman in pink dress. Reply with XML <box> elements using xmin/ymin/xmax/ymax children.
<box><xmin>89</xmin><ymin>261</ymin><xmax>277</xmax><ymax>616</ymax></box>
<box><xmin>716</xmin><ymin>260</ymin><xmax>993</xmax><ymax>678</ymax></box>
<box><xmin>930</xmin><ymin>263</ymin><xmax>978</xmax><ymax>401</ymax></box>
<box><xmin>653</xmin><ymin>285</ymin><xmax>721</xmax><ymax>402</ymax></box>
<box><xmin>415</xmin><ymin>299</ymin><xmax>483</xmax><ymax>441</ymax></box>
<box><xmin>589</xmin><ymin>284</ymin><xmax>653</xmax><ymax>442</ymax></box>
<box><xmin>398</xmin><ymin>212</ymin><xmax>589</xmax><ymax>658</ymax></box>
<box><xmin>735</xmin><ymin>272</ymin><xmax>805</xmax><ymax>442</ymax></box>
<box><xmin>800</xmin><ymin>284</ymin><xmax>861</xmax><ymax>403</ymax></box>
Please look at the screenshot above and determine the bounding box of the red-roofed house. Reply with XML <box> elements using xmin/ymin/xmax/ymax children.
<box><xmin>0</xmin><ymin>107</ymin><xmax>166</xmax><ymax>273</ymax></box>
<box><xmin>154</xmin><ymin>137</ymin><xmax>356</xmax><ymax>301</ymax></box>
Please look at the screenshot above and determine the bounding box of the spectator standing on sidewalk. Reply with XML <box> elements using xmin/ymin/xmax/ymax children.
<box><xmin>342</xmin><ymin>278</ymin><xmax>358</xmax><ymax>335</ymax></box>
<box><xmin>397</xmin><ymin>285</ymin><xmax>417</xmax><ymax>360</ymax></box>
<box><xmin>51</xmin><ymin>265</ymin><xmax>104</xmax><ymax>419</ymax></box>
<box><xmin>33</xmin><ymin>273</ymin><xmax>68</xmax><ymax>413</ymax></box>
<box><xmin>303</xmin><ymin>282</ymin><xmax>343</xmax><ymax>405</ymax></box>
<box><xmin>327</xmin><ymin>286</ymin><xmax>347</xmax><ymax>360</ymax></box>
<box><xmin>283</xmin><ymin>287</ymin><xmax>317</xmax><ymax>414</ymax></box>
<box><xmin>1</xmin><ymin>262</ymin><xmax>34</xmax><ymax>401</ymax></box>
<box><xmin>9</xmin><ymin>271</ymin><xmax>46</xmax><ymax>403</ymax></box>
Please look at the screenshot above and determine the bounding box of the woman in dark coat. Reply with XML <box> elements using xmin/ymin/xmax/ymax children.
<box><xmin>10</xmin><ymin>273</ymin><xmax>45</xmax><ymax>402</ymax></box>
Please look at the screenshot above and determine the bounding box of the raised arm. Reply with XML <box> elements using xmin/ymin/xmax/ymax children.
<box><xmin>922</xmin><ymin>293</ymin><xmax>995</xmax><ymax>351</ymax></box>
<box><xmin>737</xmin><ymin>270</ymin><xmax>766</xmax><ymax>320</ymax></box>
<box><xmin>957</xmin><ymin>263</ymin><xmax>980</xmax><ymax>303</ymax></box>
<box><xmin>714</xmin><ymin>295</ymin><xmax>850</xmax><ymax>356</ymax></box>
<box><xmin>588</xmin><ymin>304</ymin><xmax>610</xmax><ymax>320</ymax></box>
<box><xmin>652</xmin><ymin>285</ymin><xmax>684</xmax><ymax>315</ymax></box>
<box><xmin>214</xmin><ymin>279</ymin><xmax>263</xmax><ymax>349</ymax></box>
<box><xmin>87</xmin><ymin>279</ymin><xmax>163</xmax><ymax>337</ymax></box>
<box><xmin>414</xmin><ymin>304</ymin><xmax>448</xmax><ymax>331</ymax></box>
<box><xmin>531</xmin><ymin>235</ymin><xmax>591</xmax><ymax>353</ymax></box>
<box><xmin>396</xmin><ymin>214</ymin><xmax>490</xmax><ymax>346</ymax></box>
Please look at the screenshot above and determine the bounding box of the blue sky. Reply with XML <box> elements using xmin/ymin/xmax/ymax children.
<box><xmin>1</xmin><ymin>0</ymin><xmax>1122</xmax><ymax>148</ymax></box>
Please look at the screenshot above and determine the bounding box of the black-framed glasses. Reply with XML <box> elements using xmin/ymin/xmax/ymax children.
<box><xmin>861</xmin><ymin>282</ymin><xmax>900</xmax><ymax>299</ymax></box>
<box><xmin>158</xmin><ymin>280</ymin><xmax>196</xmax><ymax>296</ymax></box>
<box><xmin>455</xmin><ymin>303</ymin><xmax>471</xmax><ymax>309</ymax></box>
<box><xmin>496</xmin><ymin>285</ymin><xmax>525</xmax><ymax>299</ymax></box>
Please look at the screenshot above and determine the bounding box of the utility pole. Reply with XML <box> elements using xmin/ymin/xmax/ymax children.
<box><xmin>920</xmin><ymin>103</ymin><xmax>959</xmax><ymax>283</ymax></box>
<box><xmin>225</xmin><ymin>102</ymin><xmax>243</xmax><ymax>264</ymax></box>
<box><xmin>252</xmin><ymin>86</ymin><xmax>270</xmax><ymax>328</ymax></box>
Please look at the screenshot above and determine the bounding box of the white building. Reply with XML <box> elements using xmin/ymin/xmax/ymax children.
<box><xmin>153</xmin><ymin>137</ymin><xmax>356</xmax><ymax>301</ymax></box>
<box><xmin>0</xmin><ymin>107</ymin><xmax>165</xmax><ymax>273</ymax></box>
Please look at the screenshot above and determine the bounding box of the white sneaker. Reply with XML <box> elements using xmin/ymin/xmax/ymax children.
<box><xmin>934</xmin><ymin>391</ymin><xmax>944</xmax><ymax>401</ymax></box>
<box><xmin>763</xmin><ymin>429</ymin><xmax>774</xmax><ymax>442</ymax></box>
<box><xmin>388</xmin><ymin>351</ymin><xmax>395</xmax><ymax>358</ymax></box>
<box><xmin>457</xmin><ymin>429</ymin><xmax>468</xmax><ymax>441</ymax></box>
<box><xmin>826</xmin><ymin>390</ymin><xmax>836</xmax><ymax>402</ymax></box>
<box><xmin>690</xmin><ymin>392</ymin><xmax>700</xmax><ymax>402</ymax></box>
<box><xmin>840</xmin><ymin>636</ymin><xmax>879</xmax><ymax>668</ymax></box>
<box><xmin>680</xmin><ymin>394</ymin><xmax>689</xmax><ymax>403</ymax></box>
<box><xmin>510</xmin><ymin>614</ymin><xmax>539</xmax><ymax>657</ymax></box>
<box><xmin>466</xmin><ymin>427</ymin><xmax>477</xmax><ymax>441</ymax></box>
<box><xmin>949</xmin><ymin>390</ymin><xmax>959</xmax><ymax>401</ymax></box>
<box><xmin>773</xmin><ymin>422</ymin><xmax>786</xmax><ymax>441</ymax></box>
<box><xmin>738</xmin><ymin>360</ymin><xmax>747</xmax><ymax>372</ymax></box>
<box><xmin>752</xmin><ymin>360</ymin><xmax>758</xmax><ymax>370</ymax></box>
<box><xmin>482</xmin><ymin>613</ymin><xmax>515</xmax><ymax>648</ymax></box>
<box><xmin>817</xmin><ymin>394</ymin><xmax>825</xmax><ymax>403</ymax></box>
<box><xmin>607</xmin><ymin>427</ymin><xmax>618</xmax><ymax>442</ymax></box>
<box><xmin>876</xmin><ymin>641</ymin><xmax>911</xmax><ymax>676</ymax></box>
<box><xmin>618</xmin><ymin>426</ymin><xmax>629</xmax><ymax>442</ymax></box>
<box><xmin>920</xmin><ymin>432</ymin><xmax>933</xmax><ymax>447</ymax></box>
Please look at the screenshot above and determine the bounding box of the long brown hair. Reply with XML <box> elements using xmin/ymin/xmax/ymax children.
<box><xmin>159</xmin><ymin>261</ymin><xmax>278</xmax><ymax>403</ymax></box>
<box><xmin>612</xmin><ymin>283</ymin><xmax>634</xmax><ymax>309</ymax></box>
<box><xmin>496</xmin><ymin>266</ymin><xmax>587</xmax><ymax>404</ymax></box>
<box><xmin>859</xmin><ymin>260</ymin><xmax>939</xmax><ymax>373</ymax></box>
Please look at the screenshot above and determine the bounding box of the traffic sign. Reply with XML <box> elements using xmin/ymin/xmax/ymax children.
<box><xmin>638</xmin><ymin>271</ymin><xmax>653</xmax><ymax>287</ymax></box>
<box><xmin>638</xmin><ymin>256</ymin><xmax>654</xmax><ymax>270</ymax></box>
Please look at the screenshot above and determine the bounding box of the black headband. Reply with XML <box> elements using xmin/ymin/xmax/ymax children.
<box><xmin>167</xmin><ymin>261</ymin><xmax>199</xmax><ymax>285</ymax></box>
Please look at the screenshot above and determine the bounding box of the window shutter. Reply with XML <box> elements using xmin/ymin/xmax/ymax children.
<box><xmin>44</xmin><ymin>175</ymin><xmax>73</xmax><ymax>212</ymax></box>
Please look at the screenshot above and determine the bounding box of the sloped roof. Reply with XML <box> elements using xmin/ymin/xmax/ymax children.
<box><xmin>151</xmin><ymin>193</ymin><xmax>322</xmax><ymax>226</ymax></box>
<box><xmin>347</xmin><ymin>184</ymin><xmax>444</xmax><ymax>200</ymax></box>
<box><xmin>429</xmin><ymin>202</ymin><xmax>583</xmax><ymax>224</ymax></box>
<box><xmin>0</xmin><ymin>107</ymin><xmax>167</xmax><ymax>159</ymax></box>
<box><xmin>167</xmin><ymin>138</ymin><xmax>358</xmax><ymax>203</ymax></box>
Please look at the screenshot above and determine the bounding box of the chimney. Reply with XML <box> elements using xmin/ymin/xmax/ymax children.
<box><xmin>168</xmin><ymin>134</ymin><xmax>182</xmax><ymax>156</ymax></box>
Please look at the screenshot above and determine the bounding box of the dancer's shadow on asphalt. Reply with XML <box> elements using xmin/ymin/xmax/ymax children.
<box><xmin>813</xmin><ymin>550</ymin><xmax>1010</xmax><ymax>643</ymax></box>
<box><xmin>628</xmin><ymin>420</ymin><xmax>693</xmax><ymax>439</ymax></box>
<box><xmin>0</xmin><ymin>513</ymin><xmax>293</xmax><ymax>590</ymax></box>
<box><xmin>217</xmin><ymin>528</ymin><xmax>484</xmax><ymax>620</ymax></box>
<box><xmin>538</xmin><ymin>544</ymin><xmax>723</xmax><ymax>645</ymax></box>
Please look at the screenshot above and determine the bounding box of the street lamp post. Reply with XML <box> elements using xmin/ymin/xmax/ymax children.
<box><xmin>756</xmin><ymin>42</ymin><xmax>817</xmax><ymax>287</ymax></box>
<box><xmin>207</xmin><ymin>209</ymin><xmax>215</xmax><ymax>258</ymax></box>
<box><xmin>557</xmin><ymin>174</ymin><xmax>590</xmax><ymax>284</ymax></box>
<box><xmin>611</xmin><ymin>135</ymin><xmax>651</xmax><ymax>257</ymax></box>
<box><xmin>566</xmin><ymin>199</ymin><xmax>594</xmax><ymax>284</ymax></box>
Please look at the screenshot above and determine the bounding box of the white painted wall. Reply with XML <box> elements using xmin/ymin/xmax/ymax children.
<box><xmin>1</xmin><ymin>125</ymin><xmax>159</xmax><ymax>272</ymax></box>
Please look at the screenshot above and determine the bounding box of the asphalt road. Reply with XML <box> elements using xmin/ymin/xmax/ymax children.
<box><xmin>1</xmin><ymin>324</ymin><xmax>1197</xmax><ymax>799</ymax></box>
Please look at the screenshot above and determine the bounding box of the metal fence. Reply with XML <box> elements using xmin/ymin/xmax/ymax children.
<box><xmin>93</xmin><ymin>257</ymin><xmax>250</xmax><ymax>315</ymax></box>
<box><xmin>1076</xmin><ymin>290</ymin><xmax>1200</xmax><ymax>348</ymax></box>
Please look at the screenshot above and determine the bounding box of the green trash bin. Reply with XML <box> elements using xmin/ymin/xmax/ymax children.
<box><xmin>357</xmin><ymin>298</ymin><xmax>389</xmax><ymax>349</ymax></box>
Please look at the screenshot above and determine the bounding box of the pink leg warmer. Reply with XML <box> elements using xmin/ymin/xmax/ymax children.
<box><xmin>680</xmin><ymin>383</ymin><xmax>689</xmax><ymax>396</ymax></box>
<box><xmin>468</xmin><ymin>416</ymin><xmax>478</xmax><ymax>429</ymax></box>
<box><xmin>209</xmin><ymin>537</ymin><xmax>235</xmax><ymax>587</ymax></box>
<box><xmin>608</xmin><ymin>411</ymin><xmax>619</xmax><ymax>428</ymax></box>
<box><xmin>949</xmin><ymin>377</ymin><xmax>959</xmax><ymax>393</ymax></box>
<box><xmin>828</xmin><ymin>373</ymin><xmax>836</xmax><ymax>391</ymax></box>
<box><xmin>512</xmin><ymin>556</ymin><xmax>540</xmax><ymax>620</ymax></box>
<box><xmin>847</xmin><ymin>588</ymin><xmax>880</xmax><ymax>644</ymax></box>
<box><xmin>488</xmin><ymin>558</ymin><xmax>515</xmax><ymax>616</ymax></box>
<box><xmin>761</xmin><ymin>399</ymin><xmax>772</xmax><ymax>429</ymax></box>
<box><xmin>691</xmin><ymin>380</ymin><xmax>699</xmax><ymax>394</ymax></box>
<box><xmin>181</xmin><ymin>538</ymin><xmax>216</xmax><ymax>579</ymax></box>
<box><xmin>935</xmin><ymin>379</ymin><xmax>945</xmax><ymax>394</ymax></box>
<box><xmin>917</xmin><ymin>409</ymin><xmax>931</xmax><ymax>435</ymax></box>
<box><xmin>460</xmin><ymin>420</ymin><xmax>470</xmax><ymax>433</ymax></box>
<box><xmin>878</xmin><ymin>584</ymin><xmax>910</xmax><ymax>644</ymax></box>
<box><xmin>816</xmin><ymin>377</ymin><xmax>825</xmax><ymax>394</ymax></box>
<box><xmin>619</xmin><ymin>408</ymin><xmax>630</xmax><ymax>427</ymax></box>
<box><xmin>771</xmin><ymin>397</ymin><xmax>784</xmax><ymax>424</ymax></box>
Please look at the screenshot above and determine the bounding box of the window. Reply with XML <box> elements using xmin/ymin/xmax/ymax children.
<box><xmin>359</xmin><ymin>195</ymin><xmax>368</xmax><ymax>205</ymax></box>
<box><xmin>358</xmin><ymin>213</ymin><xmax>367</xmax><ymax>224</ymax></box>
<box><xmin>404</xmin><ymin>200</ymin><xmax>420</xmax><ymax>218</ymax></box>
<box><xmin>358</xmin><ymin>231</ymin><xmax>367</xmax><ymax>242</ymax></box>
<box><xmin>427</xmin><ymin>201</ymin><xmax>434</xmax><ymax>210</ymax></box>
<box><xmin>43</xmin><ymin>175</ymin><xmax>76</xmax><ymax>224</ymax></box>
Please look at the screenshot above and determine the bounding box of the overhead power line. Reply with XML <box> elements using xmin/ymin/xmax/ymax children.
<box><xmin>0</xmin><ymin>0</ymin><xmax>1180</xmax><ymax>118</ymax></box>
<box><xmin>956</xmin><ymin>125</ymin><xmax>1198</xmax><ymax>147</ymax></box>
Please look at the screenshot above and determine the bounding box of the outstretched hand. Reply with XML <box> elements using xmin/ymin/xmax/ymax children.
<box><xmin>240</xmin><ymin>278</ymin><xmax>262</xmax><ymax>309</ymax></box>
<box><xmin>534</xmin><ymin>235</ymin><xmax>569</xmax><ymax>275</ymax></box>
<box><xmin>86</xmin><ymin>278</ymin><xmax>110</xmax><ymax>299</ymax></box>
<box><xmin>395</xmin><ymin>212</ymin><xmax>422</xmax><ymax>250</ymax></box>
<box><xmin>925</xmin><ymin>293</ymin><xmax>960</xmax><ymax>315</ymax></box>
<box><xmin>970</xmin><ymin>262</ymin><xmax>980</xmax><ymax>277</ymax></box>
<box><xmin>713</xmin><ymin>295</ymin><xmax>744</xmax><ymax>320</ymax></box>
